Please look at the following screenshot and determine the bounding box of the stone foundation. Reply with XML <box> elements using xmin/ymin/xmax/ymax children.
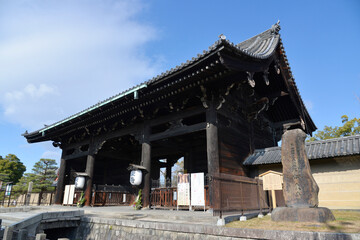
<box><xmin>271</xmin><ymin>207</ymin><xmax>335</xmax><ymax>223</ymax></box>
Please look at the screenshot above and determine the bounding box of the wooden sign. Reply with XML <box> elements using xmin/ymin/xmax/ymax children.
<box><xmin>259</xmin><ymin>170</ymin><xmax>283</xmax><ymax>191</ymax></box>
<box><xmin>259</xmin><ymin>170</ymin><xmax>283</xmax><ymax>209</ymax></box>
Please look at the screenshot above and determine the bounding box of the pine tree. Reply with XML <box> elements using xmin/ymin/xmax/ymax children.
<box><xmin>0</xmin><ymin>154</ymin><xmax>26</xmax><ymax>184</ymax></box>
<box><xmin>14</xmin><ymin>159</ymin><xmax>57</xmax><ymax>192</ymax></box>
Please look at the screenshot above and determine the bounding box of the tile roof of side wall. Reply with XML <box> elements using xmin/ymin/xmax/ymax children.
<box><xmin>244</xmin><ymin>135</ymin><xmax>360</xmax><ymax>166</ymax></box>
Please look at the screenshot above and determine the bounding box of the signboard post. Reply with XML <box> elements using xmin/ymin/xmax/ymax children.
<box><xmin>5</xmin><ymin>184</ymin><xmax>12</xmax><ymax>196</ymax></box>
<box><xmin>5</xmin><ymin>184</ymin><xmax>12</xmax><ymax>207</ymax></box>
<box><xmin>259</xmin><ymin>170</ymin><xmax>283</xmax><ymax>209</ymax></box>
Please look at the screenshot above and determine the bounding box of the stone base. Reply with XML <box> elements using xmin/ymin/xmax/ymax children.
<box><xmin>271</xmin><ymin>207</ymin><xmax>335</xmax><ymax>223</ymax></box>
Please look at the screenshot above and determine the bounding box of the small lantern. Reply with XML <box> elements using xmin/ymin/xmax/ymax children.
<box><xmin>130</xmin><ymin>170</ymin><xmax>142</xmax><ymax>185</ymax></box>
<box><xmin>75</xmin><ymin>176</ymin><xmax>86</xmax><ymax>189</ymax></box>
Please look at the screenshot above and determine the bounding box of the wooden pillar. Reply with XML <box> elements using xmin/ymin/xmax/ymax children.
<box><xmin>84</xmin><ymin>154</ymin><xmax>95</xmax><ymax>206</ymax></box>
<box><xmin>54</xmin><ymin>151</ymin><xmax>66</xmax><ymax>205</ymax></box>
<box><xmin>206</xmin><ymin>104</ymin><xmax>220</xmax><ymax>210</ymax></box>
<box><xmin>141</xmin><ymin>125</ymin><xmax>151</xmax><ymax>208</ymax></box>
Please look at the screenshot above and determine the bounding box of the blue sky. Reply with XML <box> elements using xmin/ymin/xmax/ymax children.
<box><xmin>0</xmin><ymin>0</ymin><xmax>359</xmax><ymax>172</ymax></box>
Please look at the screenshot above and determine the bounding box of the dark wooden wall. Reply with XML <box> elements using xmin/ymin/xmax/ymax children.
<box><xmin>217</xmin><ymin>113</ymin><xmax>276</xmax><ymax>177</ymax></box>
<box><xmin>218</xmin><ymin>124</ymin><xmax>249</xmax><ymax>176</ymax></box>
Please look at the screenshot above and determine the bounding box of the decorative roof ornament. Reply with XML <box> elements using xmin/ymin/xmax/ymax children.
<box><xmin>218</xmin><ymin>34</ymin><xmax>226</xmax><ymax>40</ymax></box>
<box><xmin>274</xmin><ymin>59</ymin><xmax>281</xmax><ymax>74</ymax></box>
<box><xmin>263</xmin><ymin>68</ymin><xmax>270</xmax><ymax>86</ymax></box>
<box><xmin>247</xmin><ymin>71</ymin><xmax>255</xmax><ymax>88</ymax></box>
<box><xmin>271</xmin><ymin>20</ymin><xmax>281</xmax><ymax>35</ymax></box>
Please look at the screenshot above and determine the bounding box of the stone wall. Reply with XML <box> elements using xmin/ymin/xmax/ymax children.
<box><xmin>75</xmin><ymin>216</ymin><xmax>360</xmax><ymax>240</ymax></box>
<box><xmin>76</xmin><ymin>217</ymin><xmax>238</xmax><ymax>240</ymax></box>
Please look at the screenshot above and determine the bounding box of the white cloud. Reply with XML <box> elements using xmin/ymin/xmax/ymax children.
<box><xmin>0</xmin><ymin>0</ymin><xmax>160</xmax><ymax>131</ymax></box>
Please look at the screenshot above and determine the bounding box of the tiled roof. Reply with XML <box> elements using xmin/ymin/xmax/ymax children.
<box><xmin>237</xmin><ymin>21</ymin><xmax>281</xmax><ymax>59</ymax></box>
<box><xmin>24</xmin><ymin>22</ymin><xmax>282</xmax><ymax>137</ymax></box>
<box><xmin>243</xmin><ymin>135</ymin><xmax>360</xmax><ymax>165</ymax></box>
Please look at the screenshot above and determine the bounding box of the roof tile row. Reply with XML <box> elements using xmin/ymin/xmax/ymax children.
<box><xmin>244</xmin><ymin>135</ymin><xmax>360</xmax><ymax>165</ymax></box>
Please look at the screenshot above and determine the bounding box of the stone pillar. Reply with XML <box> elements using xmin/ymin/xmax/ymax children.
<box><xmin>35</xmin><ymin>233</ymin><xmax>47</xmax><ymax>240</ymax></box>
<box><xmin>54</xmin><ymin>151</ymin><xmax>66</xmax><ymax>205</ymax></box>
<box><xmin>271</xmin><ymin>128</ymin><xmax>335</xmax><ymax>222</ymax></box>
<box><xmin>141</xmin><ymin>126</ymin><xmax>151</xmax><ymax>208</ymax></box>
<box><xmin>84</xmin><ymin>154</ymin><xmax>95</xmax><ymax>206</ymax></box>
<box><xmin>206</xmin><ymin>104</ymin><xmax>220</xmax><ymax>211</ymax></box>
<box><xmin>282</xmin><ymin>129</ymin><xmax>319</xmax><ymax>207</ymax></box>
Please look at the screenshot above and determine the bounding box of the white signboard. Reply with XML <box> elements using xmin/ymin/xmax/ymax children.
<box><xmin>177</xmin><ymin>173</ymin><xmax>190</xmax><ymax>206</ymax></box>
<box><xmin>63</xmin><ymin>184</ymin><xmax>75</xmax><ymax>205</ymax></box>
<box><xmin>191</xmin><ymin>173</ymin><xmax>205</xmax><ymax>206</ymax></box>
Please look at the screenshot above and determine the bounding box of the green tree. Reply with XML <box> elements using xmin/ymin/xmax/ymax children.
<box><xmin>0</xmin><ymin>154</ymin><xmax>26</xmax><ymax>184</ymax></box>
<box><xmin>308</xmin><ymin>115</ymin><xmax>360</xmax><ymax>141</ymax></box>
<box><xmin>14</xmin><ymin>159</ymin><xmax>57</xmax><ymax>192</ymax></box>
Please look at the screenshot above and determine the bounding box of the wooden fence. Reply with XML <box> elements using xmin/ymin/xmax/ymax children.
<box><xmin>214</xmin><ymin>174</ymin><xmax>270</xmax><ymax>216</ymax></box>
<box><xmin>150</xmin><ymin>186</ymin><xmax>210</xmax><ymax>209</ymax></box>
<box><xmin>91</xmin><ymin>191</ymin><xmax>134</xmax><ymax>206</ymax></box>
<box><xmin>0</xmin><ymin>191</ymin><xmax>55</xmax><ymax>207</ymax></box>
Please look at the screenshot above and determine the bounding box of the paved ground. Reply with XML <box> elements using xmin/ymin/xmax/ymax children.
<box><xmin>0</xmin><ymin>205</ymin><xmax>219</xmax><ymax>228</ymax></box>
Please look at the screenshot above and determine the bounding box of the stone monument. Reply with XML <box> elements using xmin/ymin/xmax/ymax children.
<box><xmin>271</xmin><ymin>128</ymin><xmax>335</xmax><ymax>222</ymax></box>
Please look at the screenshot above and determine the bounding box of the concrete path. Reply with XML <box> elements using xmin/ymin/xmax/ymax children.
<box><xmin>0</xmin><ymin>205</ymin><xmax>219</xmax><ymax>228</ymax></box>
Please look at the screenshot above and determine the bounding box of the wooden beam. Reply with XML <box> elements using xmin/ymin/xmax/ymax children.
<box><xmin>149</xmin><ymin>106</ymin><xmax>205</xmax><ymax>127</ymax></box>
<box><xmin>63</xmin><ymin>150</ymin><xmax>89</xmax><ymax>161</ymax></box>
<box><xmin>91</xmin><ymin>106</ymin><xmax>205</xmax><ymax>144</ymax></box>
<box><xmin>149</xmin><ymin>122</ymin><xmax>206</xmax><ymax>142</ymax></box>
<box><xmin>96</xmin><ymin>125</ymin><xmax>139</xmax><ymax>144</ymax></box>
<box><xmin>217</xmin><ymin>109</ymin><xmax>248</xmax><ymax>126</ymax></box>
<box><xmin>61</xmin><ymin>139</ymin><xmax>90</xmax><ymax>151</ymax></box>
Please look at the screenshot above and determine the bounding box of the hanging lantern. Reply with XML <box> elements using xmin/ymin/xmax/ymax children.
<box><xmin>130</xmin><ymin>170</ymin><xmax>142</xmax><ymax>185</ymax></box>
<box><xmin>75</xmin><ymin>176</ymin><xmax>86</xmax><ymax>189</ymax></box>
